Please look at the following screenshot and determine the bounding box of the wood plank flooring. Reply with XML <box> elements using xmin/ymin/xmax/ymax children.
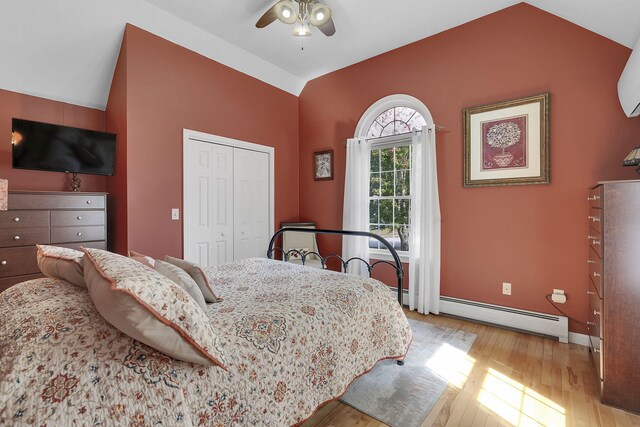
<box><xmin>303</xmin><ymin>310</ymin><xmax>640</xmax><ymax>427</ymax></box>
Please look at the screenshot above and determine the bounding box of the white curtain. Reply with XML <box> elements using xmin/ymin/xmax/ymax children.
<box><xmin>409</xmin><ymin>125</ymin><xmax>441</xmax><ymax>314</ymax></box>
<box><xmin>342</xmin><ymin>137</ymin><xmax>370</xmax><ymax>275</ymax></box>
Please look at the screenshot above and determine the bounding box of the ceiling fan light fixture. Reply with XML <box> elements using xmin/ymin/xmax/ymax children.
<box><xmin>275</xmin><ymin>0</ymin><xmax>298</xmax><ymax>24</ymax></box>
<box><xmin>293</xmin><ymin>22</ymin><xmax>312</xmax><ymax>37</ymax></box>
<box><xmin>309</xmin><ymin>3</ymin><xmax>331</xmax><ymax>27</ymax></box>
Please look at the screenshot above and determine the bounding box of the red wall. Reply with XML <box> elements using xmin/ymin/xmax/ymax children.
<box><xmin>105</xmin><ymin>32</ymin><xmax>129</xmax><ymax>255</ymax></box>
<box><xmin>0</xmin><ymin>89</ymin><xmax>107</xmax><ymax>192</ymax></box>
<box><xmin>298</xmin><ymin>3</ymin><xmax>640</xmax><ymax>333</ymax></box>
<box><xmin>106</xmin><ymin>25</ymin><xmax>300</xmax><ymax>259</ymax></box>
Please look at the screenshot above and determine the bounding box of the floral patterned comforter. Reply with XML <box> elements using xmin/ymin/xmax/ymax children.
<box><xmin>0</xmin><ymin>258</ymin><xmax>412</xmax><ymax>426</ymax></box>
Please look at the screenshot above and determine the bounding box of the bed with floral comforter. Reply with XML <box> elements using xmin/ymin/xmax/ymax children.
<box><xmin>0</xmin><ymin>258</ymin><xmax>412</xmax><ymax>426</ymax></box>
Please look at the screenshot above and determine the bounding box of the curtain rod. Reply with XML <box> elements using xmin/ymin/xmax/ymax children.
<box><xmin>342</xmin><ymin>125</ymin><xmax>446</xmax><ymax>145</ymax></box>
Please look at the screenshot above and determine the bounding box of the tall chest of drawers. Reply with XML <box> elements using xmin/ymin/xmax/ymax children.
<box><xmin>586</xmin><ymin>180</ymin><xmax>640</xmax><ymax>414</ymax></box>
<box><xmin>0</xmin><ymin>191</ymin><xmax>107</xmax><ymax>292</ymax></box>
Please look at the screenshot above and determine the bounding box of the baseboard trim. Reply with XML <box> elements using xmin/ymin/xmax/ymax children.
<box><xmin>568</xmin><ymin>332</ymin><xmax>590</xmax><ymax>347</ymax></box>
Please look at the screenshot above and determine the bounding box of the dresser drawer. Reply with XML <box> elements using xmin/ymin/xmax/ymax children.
<box><xmin>588</xmin><ymin>229</ymin><xmax>603</xmax><ymax>258</ymax></box>
<box><xmin>0</xmin><ymin>210</ymin><xmax>49</xmax><ymax>229</ymax></box>
<box><xmin>589</xmin><ymin>335</ymin><xmax>603</xmax><ymax>381</ymax></box>
<box><xmin>51</xmin><ymin>226</ymin><xmax>105</xmax><ymax>243</ymax></box>
<box><xmin>0</xmin><ymin>246</ymin><xmax>39</xmax><ymax>278</ymax></box>
<box><xmin>0</xmin><ymin>228</ymin><xmax>50</xmax><ymax>248</ymax></box>
<box><xmin>588</xmin><ymin>280</ymin><xmax>603</xmax><ymax>339</ymax></box>
<box><xmin>9</xmin><ymin>193</ymin><xmax>105</xmax><ymax>210</ymax></box>
<box><xmin>588</xmin><ymin>246</ymin><xmax>602</xmax><ymax>297</ymax></box>
<box><xmin>588</xmin><ymin>207</ymin><xmax>602</xmax><ymax>234</ymax></box>
<box><xmin>51</xmin><ymin>210</ymin><xmax>105</xmax><ymax>227</ymax></box>
<box><xmin>588</xmin><ymin>186</ymin><xmax>603</xmax><ymax>208</ymax></box>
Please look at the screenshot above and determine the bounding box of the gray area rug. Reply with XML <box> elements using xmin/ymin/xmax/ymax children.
<box><xmin>340</xmin><ymin>319</ymin><xmax>477</xmax><ymax>427</ymax></box>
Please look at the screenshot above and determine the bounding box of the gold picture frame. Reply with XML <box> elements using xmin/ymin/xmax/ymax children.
<box><xmin>463</xmin><ymin>93</ymin><xmax>550</xmax><ymax>187</ymax></box>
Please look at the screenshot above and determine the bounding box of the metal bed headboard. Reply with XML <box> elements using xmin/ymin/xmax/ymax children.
<box><xmin>267</xmin><ymin>228</ymin><xmax>404</xmax><ymax>306</ymax></box>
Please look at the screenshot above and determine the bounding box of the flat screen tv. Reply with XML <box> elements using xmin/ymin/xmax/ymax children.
<box><xmin>12</xmin><ymin>118</ymin><xmax>116</xmax><ymax>176</ymax></box>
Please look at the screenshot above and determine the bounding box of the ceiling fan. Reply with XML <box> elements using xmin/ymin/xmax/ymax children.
<box><xmin>256</xmin><ymin>0</ymin><xmax>336</xmax><ymax>37</ymax></box>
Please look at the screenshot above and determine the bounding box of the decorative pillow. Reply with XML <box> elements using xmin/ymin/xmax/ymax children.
<box><xmin>36</xmin><ymin>245</ymin><xmax>85</xmax><ymax>288</ymax></box>
<box><xmin>165</xmin><ymin>256</ymin><xmax>221</xmax><ymax>303</ymax></box>
<box><xmin>83</xmin><ymin>248</ymin><xmax>225</xmax><ymax>367</ymax></box>
<box><xmin>128</xmin><ymin>250</ymin><xmax>155</xmax><ymax>268</ymax></box>
<box><xmin>288</xmin><ymin>247</ymin><xmax>309</xmax><ymax>260</ymax></box>
<box><xmin>154</xmin><ymin>260</ymin><xmax>207</xmax><ymax>310</ymax></box>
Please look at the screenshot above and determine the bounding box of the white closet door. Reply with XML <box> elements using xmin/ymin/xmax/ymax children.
<box><xmin>183</xmin><ymin>140</ymin><xmax>234</xmax><ymax>267</ymax></box>
<box><xmin>233</xmin><ymin>149</ymin><xmax>270</xmax><ymax>260</ymax></box>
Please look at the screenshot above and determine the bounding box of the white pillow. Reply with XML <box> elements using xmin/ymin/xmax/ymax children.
<box><xmin>154</xmin><ymin>260</ymin><xmax>207</xmax><ymax>310</ymax></box>
<box><xmin>36</xmin><ymin>245</ymin><xmax>85</xmax><ymax>288</ymax></box>
<box><xmin>83</xmin><ymin>248</ymin><xmax>225</xmax><ymax>367</ymax></box>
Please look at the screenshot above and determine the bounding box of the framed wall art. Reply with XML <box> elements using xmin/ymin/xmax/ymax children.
<box><xmin>463</xmin><ymin>93</ymin><xmax>550</xmax><ymax>187</ymax></box>
<box><xmin>313</xmin><ymin>149</ymin><xmax>334</xmax><ymax>181</ymax></box>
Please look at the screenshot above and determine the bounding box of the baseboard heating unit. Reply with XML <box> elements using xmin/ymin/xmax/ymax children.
<box><xmin>439</xmin><ymin>296</ymin><xmax>569</xmax><ymax>343</ymax></box>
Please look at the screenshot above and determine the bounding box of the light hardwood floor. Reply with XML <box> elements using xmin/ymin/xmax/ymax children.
<box><xmin>303</xmin><ymin>310</ymin><xmax>640</xmax><ymax>427</ymax></box>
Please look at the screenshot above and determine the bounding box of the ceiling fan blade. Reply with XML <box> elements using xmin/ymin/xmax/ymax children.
<box><xmin>256</xmin><ymin>4</ymin><xmax>278</xmax><ymax>28</ymax></box>
<box><xmin>317</xmin><ymin>17</ymin><xmax>336</xmax><ymax>36</ymax></box>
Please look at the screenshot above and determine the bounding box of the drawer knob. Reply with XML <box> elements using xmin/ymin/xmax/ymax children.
<box><xmin>13</xmin><ymin>217</ymin><xmax>19</xmax><ymax>222</ymax></box>
<box><xmin>587</xmin><ymin>291</ymin><xmax>595</xmax><ymax>295</ymax></box>
<box><xmin>1</xmin><ymin>260</ymin><xmax>6</xmax><ymax>266</ymax></box>
<box><xmin>77</xmin><ymin>232</ymin><xmax>83</xmax><ymax>237</ymax></box>
<box><xmin>593</xmin><ymin>310</ymin><xmax>601</xmax><ymax>316</ymax></box>
<box><xmin>13</xmin><ymin>236</ymin><xmax>19</xmax><ymax>241</ymax></box>
<box><xmin>86</xmin><ymin>200</ymin><xmax>92</xmax><ymax>204</ymax></box>
<box><xmin>587</xmin><ymin>260</ymin><xmax>595</xmax><ymax>264</ymax></box>
<box><xmin>77</xmin><ymin>216</ymin><xmax>82</xmax><ymax>220</ymax></box>
<box><xmin>593</xmin><ymin>272</ymin><xmax>601</xmax><ymax>277</ymax></box>
<box><xmin>587</xmin><ymin>195</ymin><xmax>601</xmax><ymax>201</ymax></box>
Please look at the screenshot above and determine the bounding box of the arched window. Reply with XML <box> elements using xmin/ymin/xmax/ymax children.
<box><xmin>366</xmin><ymin>107</ymin><xmax>427</xmax><ymax>139</ymax></box>
<box><xmin>354</xmin><ymin>95</ymin><xmax>433</xmax><ymax>257</ymax></box>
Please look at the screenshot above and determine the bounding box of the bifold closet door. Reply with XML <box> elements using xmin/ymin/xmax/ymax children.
<box><xmin>233</xmin><ymin>149</ymin><xmax>270</xmax><ymax>260</ymax></box>
<box><xmin>183</xmin><ymin>140</ymin><xmax>234</xmax><ymax>267</ymax></box>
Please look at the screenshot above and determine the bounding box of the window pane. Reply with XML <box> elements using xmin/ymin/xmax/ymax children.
<box><xmin>367</xmin><ymin>121</ymin><xmax>383</xmax><ymax>139</ymax></box>
<box><xmin>370</xmin><ymin>173</ymin><xmax>380</xmax><ymax>196</ymax></box>
<box><xmin>380</xmin><ymin>172</ymin><xmax>394</xmax><ymax>196</ymax></box>
<box><xmin>381</xmin><ymin>124</ymin><xmax>394</xmax><ymax>137</ymax></box>
<box><xmin>370</xmin><ymin>149</ymin><xmax>380</xmax><ymax>172</ymax></box>
<box><xmin>395</xmin><ymin>146</ymin><xmax>411</xmax><ymax>169</ymax></box>
<box><xmin>395</xmin><ymin>107</ymin><xmax>416</xmax><ymax>122</ymax></box>
<box><xmin>369</xmin><ymin>225</ymin><xmax>380</xmax><ymax>249</ymax></box>
<box><xmin>394</xmin><ymin>121</ymin><xmax>410</xmax><ymax>134</ymax></box>
<box><xmin>394</xmin><ymin>199</ymin><xmax>410</xmax><ymax>224</ymax></box>
<box><xmin>379</xmin><ymin>225</ymin><xmax>393</xmax><ymax>243</ymax></box>
<box><xmin>380</xmin><ymin>148</ymin><xmax>394</xmax><ymax>171</ymax></box>
<box><xmin>395</xmin><ymin>170</ymin><xmax>410</xmax><ymax>196</ymax></box>
<box><xmin>395</xmin><ymin>225</ymin><xmax>410</xmax><ymax>251</ymax></box>
<box><xmin>377</xmin><ymin>108</ymin><xmax>394</xmax><ymax>127</ymax></box>
<box><xmin>369</xmin><ymin>199</ymin><xmax>379</xmax><ymax>224</ymax></box>
<box><xmin>380</xmin><ymin>200</ymin><xmax>393</xmax><ymax>224</ymax></box>
<box><xmin>408</xmin><ymin>113</ymin><xmax>427</xmax><ymax>131</ymax></box>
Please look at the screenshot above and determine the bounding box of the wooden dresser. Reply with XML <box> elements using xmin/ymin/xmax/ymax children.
<box><xmin>0</xmin><ymin>191</ymin><xmax>107</xmax><ymax>292</ymax></box>
<box><xmin>587</xmin><ymin>180</ymin><xmax>640</xmax><ymax>414</ymax></box>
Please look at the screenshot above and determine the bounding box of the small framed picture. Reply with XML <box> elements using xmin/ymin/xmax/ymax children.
<box><xmin>463</xmin><ymin>93</ymin><xmax>550</xmax><ymax>187</ymax></box>
<box><xmin>314</xmin><ymin>149</ymin><xmax>334</xmax><ymax>181</ymax></box>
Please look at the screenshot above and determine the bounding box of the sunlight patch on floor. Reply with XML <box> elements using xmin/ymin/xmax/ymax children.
<box><xmin>478</xmin><ymin>368</ymin><xmax>565</xmax><ymax>427</ymax></box>
<box><xmin>425</xmin><ymin>343</ymin><xmax>476</xmax><ymax>389</ymax></box>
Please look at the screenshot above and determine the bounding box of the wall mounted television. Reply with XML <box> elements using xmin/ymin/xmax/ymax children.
<box><xmin>12</xmin><ymin>118</ymin><xmax>116</xmax><ymax>176</ymax></box>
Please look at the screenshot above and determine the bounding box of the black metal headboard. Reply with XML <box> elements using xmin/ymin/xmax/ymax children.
<box><xmin>267</xmin><ymin>228</ymin><xmax>404</xmax><ymax>306</ymax></box>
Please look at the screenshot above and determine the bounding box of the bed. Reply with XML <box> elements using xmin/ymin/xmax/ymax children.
<box><xmin>0</xmin><ymin>229</ymin><xmax>412</xmax><ymax>426</ymax></box>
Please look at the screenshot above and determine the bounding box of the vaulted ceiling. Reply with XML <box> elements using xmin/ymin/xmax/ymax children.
<box><xmin>2</xmin><ymin>0</ymin><xmax>640</xmax><ymax>110</ymax></box>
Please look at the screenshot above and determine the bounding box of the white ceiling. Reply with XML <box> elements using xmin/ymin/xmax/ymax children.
<box><xmin>1</xmin><ymin>0</ymin><xmax>640</xmax><ymax>110</ymax></box>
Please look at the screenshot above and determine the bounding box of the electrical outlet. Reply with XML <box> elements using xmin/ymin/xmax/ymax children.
<box><xmin>502</xmin><ymin>282</ymin><xmax>512</xmax><ymax>295</ymax></box>
<box><xmin>171</xmin><ymin>208</ymin><xmax>180</xmax><ymax>220</ymax></box>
